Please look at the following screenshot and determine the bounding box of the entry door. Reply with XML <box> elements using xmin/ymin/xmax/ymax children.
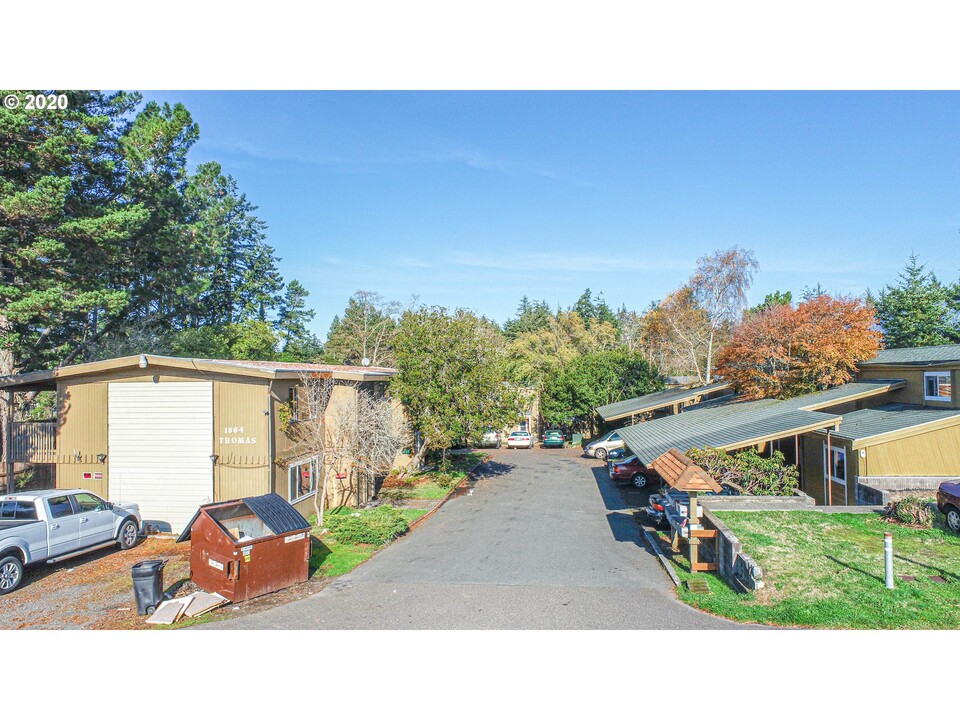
<box><xmin>108</xmin><ymin>381</ymin><xmax>213</xmax><ymax>534</ymax></box>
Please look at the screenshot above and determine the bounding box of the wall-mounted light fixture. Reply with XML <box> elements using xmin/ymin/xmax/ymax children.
<box><xmin>138</xmin><ymin>354</ymin><xmax>148</xmax><ymax>369</ymax></box>
<box><xmin>209</xmin><ymin>454</ymin><xmax>219</xmax><ymax>465</ymax></box>
<box><xmin>73</xmin><ymin>449</ymin><xmax>82</xmax><ymax>461</ymax></box>
<box><xmin>96</xmin><ymin>453</ymin><xmax>107</xmax><ymax>463</ymax></box>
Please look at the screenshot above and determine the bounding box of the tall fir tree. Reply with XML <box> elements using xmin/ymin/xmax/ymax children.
<box><xmin>1</xmin><ymin>90</ymin><xmax>164</xmax><ymax>376</ymax></box>
<box><xmin>276</xmin><ymin>280</ymin><xmax>321</xmax><ymax>361</ymax></box>
<box><xmin>872</xmin><ymin>254</ymin><xmax>957</xmax><ymax>348</ymax></box>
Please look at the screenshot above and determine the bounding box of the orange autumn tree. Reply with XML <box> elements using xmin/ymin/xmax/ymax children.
<box><xmin>715</xmin><ymin>294</ymin><xmax>882</xmax><ymax>399</ymax></box>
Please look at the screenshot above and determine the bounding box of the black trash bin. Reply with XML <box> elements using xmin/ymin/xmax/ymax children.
<box><xmin>131</xmin><ymin>559</ymin><xmax>166</xmax><ymax>615</ymax></box>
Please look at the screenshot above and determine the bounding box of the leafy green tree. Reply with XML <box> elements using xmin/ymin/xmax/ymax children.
<box><xmin>108</xmin><ymin>100</ymin><xmax>200</xmax><ymax>338</ymax></box>
<box><xmin>748</xmin><ymin>290</ymin><xmax>792</xmax><ymax>315</ymax></box>
<box><xmin>275</xmin><ymin>280</ymin><xmax>321</xmax><ymax>361</ymax></box>
<box><xmin>183</xmin><ymin>162</ymin><xmax>281</xmax><ymax>327</ymax></box>
<box><xmin>227</xmin><ymin>320</ymin><xmax>278</xmax><ymax>360</ymax></box>
<box><xmin>392</xmin><ymin>306</ymin><xmax>524</xmax><ymax>466</ymax></box>
<box><xmin>800</xmin><ymin>283</ymin><xmax>826</xmax><ymax>301</ymax></box>
<box><xmin>0</xmin><ymin>90</ymin><xmax>149</xmax><ymax>377</ymax></box>
<box><xmin>505</xmin><ymin>311</ymin><xmax>618</xmax><ymax>387</ymax></box>
<box><xmin>871</xmin><ymin>254</ymin><xmax>957</xmax><ymax>348</ymax></box>
<box><xmin>541</xmin><ymin>348</ymin><xmax>662</xmax><ymax>433</ymax></box>
<box><xmin>503</xmin><ymin>296</ymin><xmax>553</xmax><ymax>340</ymax></box>
<box><xmin>572</xmin><ymin>288</ymin><xmax>619</xmax><ymax>329</ymax></box>
<box><xmin>170</xmin><ymin>326</ymin><xmax>231</xmax><ymax>359</ymax></box>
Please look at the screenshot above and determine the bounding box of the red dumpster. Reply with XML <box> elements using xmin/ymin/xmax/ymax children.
<box><xmin>176</xmin><ymin>493</ymin><xmax>312</xmax><ymax>603</ymax></box>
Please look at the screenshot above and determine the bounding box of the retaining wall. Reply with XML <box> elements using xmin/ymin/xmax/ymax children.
<box><xmin>699</xmin><ymin>508</ymin><xmax>764</xmax><ymax>592</ymax></box>
<box><xmin>700</xmin><ymin>488</ymin><xmax>815</xmax><ymax>511</ymax></box>
<box><xmin>857</xmin><ymin>476</ymin><xmax>956</xmax><ymax>506</ymax></box>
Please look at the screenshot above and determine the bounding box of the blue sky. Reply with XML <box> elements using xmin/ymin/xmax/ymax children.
<box><xmin>143</xmin><ymin>91</ymin><xmax>960</xmax><ymax>337</ymax></box>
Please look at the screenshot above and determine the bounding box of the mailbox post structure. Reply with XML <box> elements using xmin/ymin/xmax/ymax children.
<box><xmin>650</xmin><ymin>448</ymin><xmax>723</xmax><ymax>573</ymax></box>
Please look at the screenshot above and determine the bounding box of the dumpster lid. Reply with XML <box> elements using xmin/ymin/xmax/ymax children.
<box><xmin>176</xmin><ymin>492</ymin><xmax>312</xmax><ymax>542</ymax></box>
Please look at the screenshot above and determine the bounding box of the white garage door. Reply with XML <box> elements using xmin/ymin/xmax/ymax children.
<box><xmin>109</xmin><ymin>382</ymin><xmax>213</xmax><ymax>533</ymax></box>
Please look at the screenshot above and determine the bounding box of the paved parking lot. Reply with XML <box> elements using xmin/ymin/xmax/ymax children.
<box><xmin>208</xmin><ymin>445</ymin><xmax>740</xmax><ymax>630</ymax></box>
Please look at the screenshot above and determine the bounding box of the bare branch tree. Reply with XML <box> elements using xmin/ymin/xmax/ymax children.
<box><xmin>285</xmin><ymin>372</ymin><xmax>409</xmax><ymax>526</ymax></box>
<box><xmin>689</xmin><ymin>246</ymin><xmax>759</xmax><ymax>383</ymax></box>
<box><xmin>324</xmin><ymin>291</ymin><xmax>409</xmax><ymax>367</ymax></box>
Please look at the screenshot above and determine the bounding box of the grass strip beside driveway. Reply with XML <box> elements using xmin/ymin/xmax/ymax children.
<box><xmin>664</xmin><ymin>510</ymin><xmax>960</xmax><ymax>629</ymax></box>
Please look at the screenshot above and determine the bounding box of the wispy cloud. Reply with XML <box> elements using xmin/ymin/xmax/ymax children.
<box><xmin>201</xmin><ymin>138</ymin><xmax>593</xmax><ymax>186</ymax></box>
<box><xmin>446</xmin><ymin>250</ymin><xmax>693</xmax><ymax>274</ymax></box>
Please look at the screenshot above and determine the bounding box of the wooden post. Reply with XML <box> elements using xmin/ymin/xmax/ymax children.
<box><xmin>688</xmin><ymin>491</ymin><xmax>699</xmax><ymax>571</ymax></box>
<box><xmin>4</xmin><ymin>390</ymin><xmax>14</xmax><ymax>494</ymax></box>
<box><xmin>826</xmin><ymin>430</ymin><xmax>833</xmax><ymax>506</ymax></box>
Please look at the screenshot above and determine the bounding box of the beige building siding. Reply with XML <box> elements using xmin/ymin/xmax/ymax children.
<box><xmin>858</xmin><ymin>423</ymin><xmax>960</xmax><ymax>477</ymax></box>
<box><xmin>858</xmin><ymin>366</ymin><xmax>959</xmax><ymax>409</ymax></box>
<box><xmin>57</xmin><ymin>368</ymin><xmax>276</xmax><ymax>504</ymax></box>
<box><xmin>56</xmin><ymin>380</ymin><xmax>109</xmax><ymax>496</ymax></box>
<box><xmin>14</xmin><ymin>359</ymin><xmax>399</xmax><ymax>525</ymax></box>
<box><xmin>214</xmin><ymin>378</ymin><xmax>273</xmax><ymax>503</ymax></box>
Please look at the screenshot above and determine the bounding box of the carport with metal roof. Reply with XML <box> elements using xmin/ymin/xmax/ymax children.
<box><xmin>594</xmin><ymin>381</ymin><xmax>732</xmax><ymax>424</ymax></box>
<box><xmin>618</xmin><ymin>400</ymin><xmax>842</xmax><ymax>465</ymax></box>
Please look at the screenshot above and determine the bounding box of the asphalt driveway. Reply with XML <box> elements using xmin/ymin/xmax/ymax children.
<box><xmin>205</xmin><ymin>446</ymin><xmax>739</xmax><ymax>629</ymax></box>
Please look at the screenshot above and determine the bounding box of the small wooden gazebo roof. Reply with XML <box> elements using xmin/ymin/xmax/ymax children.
<box><xmin>649</xmin><ymin>448</ymin><xmax>722</xmax><ymax>493</ymax></box>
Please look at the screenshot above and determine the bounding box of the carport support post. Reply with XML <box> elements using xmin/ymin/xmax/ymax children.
<box><xmin>5</xmin><ymin>389</ymin><xmax>13</xmax><ymax>494</ymax></box>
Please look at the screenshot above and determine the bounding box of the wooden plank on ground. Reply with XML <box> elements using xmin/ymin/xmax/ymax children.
<box><xmin>183</xmin><ymin>591</ymin><xmax>229</xmax><ymax>617</ymax></box>
<box><xmin>146</xmin><ymin>599</ymin><xmax>189</xmax><ymax>625</ymax></box>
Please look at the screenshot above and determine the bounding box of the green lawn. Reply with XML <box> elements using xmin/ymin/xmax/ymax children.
<box><xmin>308</xmin><ymin>507</ymin><xmax>428</xmax><ymax>577</ymax></box>
<box><xmin>449</xmin><ymin>451</ymin><xmax>487</xmax><ymax>471</ymax></box>
<box><xmin>667</xmin><ymin>510</ymin><xmax>960</xmax><ymax>629</ymax></box>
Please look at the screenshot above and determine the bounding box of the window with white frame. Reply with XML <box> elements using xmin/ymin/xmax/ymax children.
<box><xmin>924</xmin><ymin>371</ymin><xmax>952</xmax><ymax>402</ymax></box>
<box><xmin>823</xmin><ymin>443</ymin><xmax>846</xmax><ymax>485</ymax></box>
<box><xmin>288</xmin><ymin>457</ymin><xmax>319</xmax><ymax>502</ymax></box>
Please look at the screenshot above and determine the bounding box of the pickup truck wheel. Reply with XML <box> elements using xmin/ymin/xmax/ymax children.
<box><xmin>0</xmin><ymin>555</ymin><xmax>23</xmax><ymax>595</ymax></box>
<box><xmin>946</xmin><ymin>506</ymin><xmax>960</xmax><ymax>533</ymax></box>
<box><xmin>117</xmin><ymin>519</ymin><xmax>139</xmax><ymax>550</ymax></box>
<box><xmin>632</xmin><ymin>473</ymin><xmax>649</xmax><ymax>489</ymax></box>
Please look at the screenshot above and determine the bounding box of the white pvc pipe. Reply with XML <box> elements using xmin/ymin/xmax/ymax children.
<box><xmin>884</xmin><ymin>532</ymin><xmax>894</xmax><ymax>589</ymax></box>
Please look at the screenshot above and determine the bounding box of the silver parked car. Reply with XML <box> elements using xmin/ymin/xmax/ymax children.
<box><xmin>584</xmin><ymin>430</ymin><xmax>625</xmax><ymax>461</ymax></box>
<box><xmin>479</xmin><ymin>428</ymin><xmax>502</xmax><ymax>448</ymax></box>
<box><xmin>0</xmin><ymin>489</ymin><xmax>143</xmax><ymax>595</ymax></box>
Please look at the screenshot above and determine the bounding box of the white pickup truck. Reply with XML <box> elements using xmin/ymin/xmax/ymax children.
<box><xmin>0</xmin><ymin>489</ymin><xmax>143</xmax><ymax>595</ymax></box>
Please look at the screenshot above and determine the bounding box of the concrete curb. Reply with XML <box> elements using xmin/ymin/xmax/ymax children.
<box><xmin>639</xmin><ymin>523</ymin><xmax>681</xmax><ymax>587</ymax></box>
<box><xmin>407</xmin><ymin>454</ymin><xmax>491</xmax><ymax>530</ymax></box>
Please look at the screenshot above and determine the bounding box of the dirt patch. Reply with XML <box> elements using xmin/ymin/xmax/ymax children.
<box><xmin>0</xmin><ymin>536</ymin><xmax>337</xmax><ymax>630</ymax></box>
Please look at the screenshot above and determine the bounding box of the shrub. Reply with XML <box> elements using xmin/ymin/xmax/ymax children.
<box><xmin>431</xmin><ymin>471</ymin><xmax>463</xmax><ymax>489</ymax></box>
<box><xmin>885</xmin><ymin>496</ymin><xmax>936</xmax><ymax>528</ymax></box>
<box><xmin>324</xmin><ymin>505</ymin><xmax>410</xmax><ymax>545</ymax></box>
<box><xmin>377</xmin><ymin>487</ymin><xmax>411</xmax><ymax>502</ymax></box>
<box><xmin>687</xmin><ymin>447</ymin><xmax>799</xmax><ymax>496</ymax></box>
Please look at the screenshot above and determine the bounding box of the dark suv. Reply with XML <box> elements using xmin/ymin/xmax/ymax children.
<box><xmin>937</xmin><ymin>481</ymin><xmax>960</xmax><ymax>533</ymax></box>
